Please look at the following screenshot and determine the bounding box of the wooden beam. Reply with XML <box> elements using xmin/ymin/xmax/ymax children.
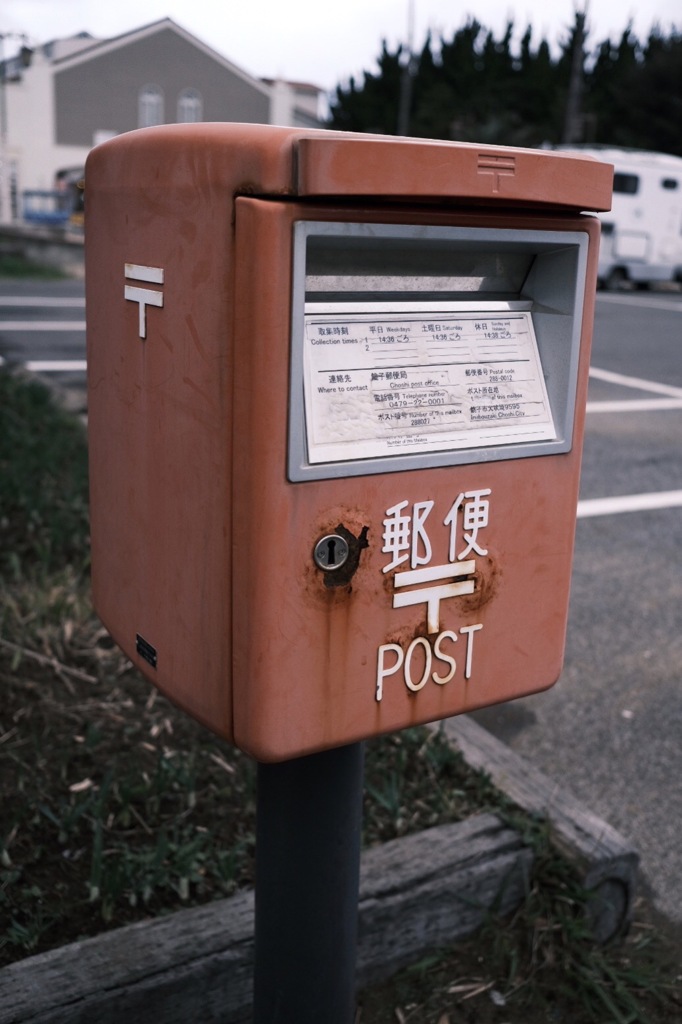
<box><xmin>0</xmin><ymin>715</ymin><xmax>639</xmax><ymax>1020</ymax></box>
<box><xmin>0</xmin><ymin>813</ymin><xmax>531</xmax><ymax>1024</ymax></box>
<box><xmin>440</xmin><ymin>715</ymin><xmax>639</xmax><ymax>943</ymax></box>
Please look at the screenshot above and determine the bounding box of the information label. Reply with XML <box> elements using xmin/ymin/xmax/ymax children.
<box><xmin>303</xmin><ymin>308</ymin><xmax>556</xmax><ymax>464</ymax></box>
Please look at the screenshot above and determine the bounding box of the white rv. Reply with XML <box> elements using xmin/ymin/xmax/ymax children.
<box><xmin>558</xmin><ymin>146</ymin><xmax>682</xmax><ymax>290</ymax></box>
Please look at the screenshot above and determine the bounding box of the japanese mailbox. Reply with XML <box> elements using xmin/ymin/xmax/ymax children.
<box><xmin>85</xmin><ymin>124</ymin><xmax>612</xmax><ymax>762</ymax></box>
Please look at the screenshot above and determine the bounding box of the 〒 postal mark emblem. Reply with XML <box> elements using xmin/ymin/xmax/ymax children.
<box><xmin>124</xmin><ymin>264</ymin><xmax>164</xmax><ymax>339</ymax></box>
<box><xmin>477</xmin><ymin>153</ymin><xmax>517</xmax><ymax>193</ymax></box>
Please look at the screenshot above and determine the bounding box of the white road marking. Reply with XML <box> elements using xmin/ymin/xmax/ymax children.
<box><xmin>25</xmin><ymin>360</ymin><xmax>87</xmax><ymax>372</ymax></box>
<box><xmin>578</xmin><ymin>491</ymin><xmax>682</xmax><ymax>518</ymax></box>
<box><xmin>589</xmin><ymin>365</ymin><xmax>682</xmax><ymax>398</ymax></box>
<box><xmin>0</xmin><ymin>354</ymin><xmax>86</xmax><ymax>371</ymax></box>
<box><xmin>583</xmin><ymin>365</ymin><xmax>682</xmax><ymax>516</ymax></box>
<box><xmin>587</xmin><ymin>398</ymin><xmax>682</xmax><ymax>413</ymax></box>
<box><xmin>0</xmin><ymin>320</ymin><xmax>85</xmax><ymax>330</ymax></box>
<box><xmin>0</xmin><ymin>297</ymin><xmax>85</xmax><ymax>307</ymax></box>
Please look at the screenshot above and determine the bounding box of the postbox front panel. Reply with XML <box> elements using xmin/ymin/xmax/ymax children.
<box><xmin>231</xmin><ymin>200</ymin><xmax>599</xmax><ymax>761</ymax></box>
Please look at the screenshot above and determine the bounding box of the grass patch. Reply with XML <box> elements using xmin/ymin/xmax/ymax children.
<box><xmin>0</xmin><ymin>587</ymin><xmax>484</xmax><ymax>958</ymax></box>
<box><xmin>0</xmin><ymin>368</ymin><xmax>90</xmax><ymax>577</ymax></box>
<box><xmin>0</xmin><ymin>253</ymin><xmax>66</xmax><ymax>279</ymax></box>
<box><xmin>1</xmin><ymin>369</ymin><xmax>680</xmax><ymax>1021</ymax></box>
<box><xmin>358</xmin><ymin>895</ymin><xmax>682</xmax><ymax>1023</ymax></box>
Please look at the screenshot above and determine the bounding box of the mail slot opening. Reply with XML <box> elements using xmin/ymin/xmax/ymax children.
<box><xmin>305</xmin><ymin>234</ymin><xmax>535</xmax><ymax>302</ymax></box>
<box><xmin>289</xmin><ymin>222</ymin><xmax>589</xmax><ymax>482</ymax></box>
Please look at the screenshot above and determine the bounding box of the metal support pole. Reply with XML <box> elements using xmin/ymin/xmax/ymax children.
<box><xmin>253</xmin><ymin>742</ymin><xmax>365</xmax><ymax>1024</ymax></box>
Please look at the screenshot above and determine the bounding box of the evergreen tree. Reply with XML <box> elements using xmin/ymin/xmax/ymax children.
<box><xmin>586</xmin><ymin>27</ymin><xmax>643</xmax><ymax>146</ymax></box>
<box><xmin>630</xmin><ymin>30</ymin><xmax>682</xmax><ymax>155</ymax></box>
<box><xmin>329</xmin><ymin>41</ymin><xmax>405</xmax><ymax>135</ymax></box>
<box><xmin>328</xmin><ymin>14</ymin><xmax>681</xmax><ymax>156</ymax></box>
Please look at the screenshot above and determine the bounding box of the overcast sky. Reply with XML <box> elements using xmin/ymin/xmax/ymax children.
<box><xmin>3</xmin><ymin>0</ymin><xmax>680</xmax><ymax>92</ymax></box>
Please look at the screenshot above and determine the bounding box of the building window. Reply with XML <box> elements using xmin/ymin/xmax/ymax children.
<box><xmin>139</xmin><ymin>85</ymin><xmax>164</xmax><ymax>128</ymax></box>
<box><xmin>178</xmin><ymin>88</ymin><xmax>203</xmax><ymax>123</ymax></box>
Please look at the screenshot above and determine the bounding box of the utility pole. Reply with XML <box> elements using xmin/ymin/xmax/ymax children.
<box><xmin>562</xmin><ymin>9</ymin><xmax>587</xmax><ymax>145</ymax></box>
<box><xmin>397</xmin><ymin>0</ymin><xmax>416</xmax><ymax>136</ymax></box>
<box><xmin>0</xmin><ymin>33</ymin><xmax>27</xmax><ymax>225</ymax></box>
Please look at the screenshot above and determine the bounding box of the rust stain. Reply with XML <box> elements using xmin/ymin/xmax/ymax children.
<box><xmin>381</xmin><ymin>551</ymin><xmax>499</xmax><ymax>619</ymax></box>
<box><xmin>381</xmin><ymin>565</ymin><xmax>398</xmax><ymax>598</ymax></box>
<box><xmin>321</xmin><ymin>523</ymin><xmax>369</xmax><ymax>589</ymax></box>
<box><xmin>301</xmin><ymin>520</ymin><xmax>370</xmax><ymax>609</ymax></box>
<box><xmin>458</xmin><ymin>553</ymin><xmax>501</xmax><ymax>614</ymax></box>
<box><xmin>318</xmin><ymin>506</ymin><xmax>371</xmax><ymax>537</ymax></box>
<box><xmin>303</xmin><ymin>510</ymin><xmax>371</xmax><ymax>592</ymax></box>
<box><xmin>382</xmin><ymin>622</ymin><xmax>426</xmax><ymax>649</ymax></box>
<box><xmin>301</xmin><ymin>560</ymin><xmax>350</xmax><ymax>609</ymax></box>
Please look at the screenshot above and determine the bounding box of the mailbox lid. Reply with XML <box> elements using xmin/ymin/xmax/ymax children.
<box><xmin>295</xmin><ymin>136</ymin><xmax>614</xmax><ymax>211</ymax></box>
<box><xmin>85</xmin><ymin>123</ymin><xmax>613</xmax><ymax>214</ymax></box>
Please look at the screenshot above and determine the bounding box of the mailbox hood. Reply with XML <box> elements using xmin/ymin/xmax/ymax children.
<box><xmin>87</xmin><ymin>123</ymin><xmax>613</xmax><ymax>213</ymax></box>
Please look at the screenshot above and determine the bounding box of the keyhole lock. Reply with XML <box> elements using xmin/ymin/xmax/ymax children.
<box><xmin>313</xmin><ymin>533</ymin><xmax>351</xmax><ymax>572</ymax></box>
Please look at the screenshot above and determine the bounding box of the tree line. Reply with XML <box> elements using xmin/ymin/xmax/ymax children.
<box><xmin>328</xmin><ymin>13</ymin><xmax>682</xmax><ymax>157</ymax></box>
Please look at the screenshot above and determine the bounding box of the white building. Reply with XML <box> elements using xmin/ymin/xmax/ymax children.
<box><xmin>0</xmin><ymin>18</ymin><xmax>326</xmax><ymax>225</ymax></box>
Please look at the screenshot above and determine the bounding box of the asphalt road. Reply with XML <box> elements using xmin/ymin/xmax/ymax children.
<box><xmin>0</xmin><ymin>278</ymin><xmax>87</xmax><ymax>411</ymax></box>
<box><xmin>2</xmin><ymin>279</ymin><xmax>682</xmax><ymax>927</ymax></box>
<box><xmin>475</xmin><ymin>288</ymin><xmax>682</xmax><ymax>929</ymax></box>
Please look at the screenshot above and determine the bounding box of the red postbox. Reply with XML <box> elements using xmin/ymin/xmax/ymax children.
<box><xmin>85</xmin><ymin>124</ymin><xmax>612</xmax><ymax>761</ymax></box>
